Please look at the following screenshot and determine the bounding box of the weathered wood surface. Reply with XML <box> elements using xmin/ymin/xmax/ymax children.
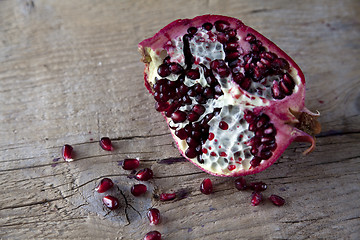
<box><xmin>0</xmin><ymin>0</ymin><xmax>359</xmax><ymax>239</ymax></box>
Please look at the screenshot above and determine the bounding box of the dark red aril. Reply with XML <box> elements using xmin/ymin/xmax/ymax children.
<box><xmin>102</xmin><ymin>195</ymin><xmax>120</xmax><ymax>210</ymax></box>
<box><xmin>144</xmin><ymin>231</ymin><xmax>162</xmax><ymax>240</ymax></box>
<box><xmin>234</xmin><ymin>177</ymin><xmax>247</xmax><ymax>191</ymax></box>
<box><xmin>135</xmin><ymin>168</ymin><xmax>153</xmax><ymax>181</ymax></box>
<box><xmin>251</xmin><ymin>192</ymin><xmax>263</xmax><ymax>206</ymax></box>
<box><xmin>100</xmin><ymin>137</ymin><xmax>113</xmax><ymax>151</ymax></box>
<box><xmin>249</xmin><ymin>181</ymin><xmax>267</xmax><ymax>192</ymax></box>
<box><xmin>159</xmin><ymin>192</ymin><xmax>176</xmax><ymax>201</ymax></box>
<box><xmin>200</xmin><ymin>178</ymin><xmax>213</xmax><ymax>195</ymax></box>
<box><xmin>219</xmin><ymin>121</ymin><xmax>229</xmax><ymax>130</ymax></box>
<box><xmin>122</xmin><ymin>158</ymin><xmax>140</xmax><ymax>170</ymax></box>
<box><xmin>62</xmin><ymin>144</ymin><xmax>73</xmax><ymax>162</ymax></box>
<box><xmin>269</xmin><ymin>194</ymin><xmax>285</xmax><ymax>206</ymax></box>
<box><xmin>131</xmin><ymin>184</ymin><xmax>147</xmax><ymax>196</ymax></box>
<box><xmin>95</xmin><ymin>178</ymin><xmax>114</xmax><ymax>193</ymax></box>
<box><xmin>147</xmin><ymin>208</ymin><xmax>161</xmax><ymax>225</ymax></box>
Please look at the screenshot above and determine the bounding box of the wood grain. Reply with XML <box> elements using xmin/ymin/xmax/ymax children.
<box><xmin>0</xmin><ymin>0</ymin><xmax>359</xmax><ymax>239</ymax></box>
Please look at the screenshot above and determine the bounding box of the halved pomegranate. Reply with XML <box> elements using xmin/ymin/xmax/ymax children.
<box><xmin>139</xmin><ymin>15</ymin><xmax>321</xmax><ymax>176</ymax></box>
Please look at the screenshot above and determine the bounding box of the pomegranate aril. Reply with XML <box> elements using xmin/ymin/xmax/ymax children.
<box><xmin>144</xmin><ymin>231</ymin><xmax>162</xmax><ymax>240</ymax></box>
<box><xmin>185</xmin><ymin>147</ymin><xmax>198</xmax><ymax>158</ymax></box>
<box><xmin>175</xmin><ymin>128</ymin><xmax>188</xmax><ymax>140</ymax></box>
<box><xmin>62</xmin><ymin>144</ymin><xmax>73</xmax><ymax>162</ymax></box>
<box><xmin>187</xmin><ymin>112</ymin><xmax>200</xmax><ymax>122</ymax></box>
<box><xmin>202</xmin><ymin>22</ymin><xmax>213</xmax><ymax>30</ymax></box>
<box><xmin>219</xmin><ymin>121</ymin><xmax>229</xmax><ymax>130</ymax></box>
<box><xmin>192</xmin><ymin>104</ymin><xmax>205</xmax><ymax>115</ymax></box>
<box><xmin>250</xmin><ymin>157</ymin><xmax>261</xmax><ymax>167</ymax></box>
<box><xmin>131</xmin><ymin>184</ymin><xmax>147</xmax><ymax>196</ymax></box>
<box><xmin>245</xmin><ymin>33</ymin><xmax>256</xmax><ymax>42</ymax></box>
<box><xmin>95</xmin><ymin>178</ymin><xmax>114</xmax><ymax>193</ymax></box>
<box><xmin>100</xmin><ymin>137</ymin><xmax>113</xmax><ymax>151</ymax></box>
<box><xmin>157</xmin><ymin>64</ymin><xmax>170</xmax><ymax>77</ymax></box>
<box><xmin>200</xmin><ymin>178</ymin><xmax>213</xmax><ymax>195</ymax></box>
<box><xmin>147</xmin><ymin>208</ymin><xmax>161</xmax><ymax>225</ymax></box>
<box><xmin>171</xmin><ymin>110</ymin><xmax>187</xmax><ymax>123</ymax></box>
<box><xmin>214</xmin><ymin>20</ymin><xmax>230</xmax><ymax>32</ymax></box>
<box><xmin>269</xmin><ymin>194</ymin><xmax>285</xmax><ymax>206</ymax></box>
<box><xmin>169</xmin><ymin>62</ymin><xmax>184</xmax><ymax>74</ymax></box>
<box><xmin>102</xmin><ymin>195</ymin><xmax>120</xmax><ymax>210</ymax></box>
<box><xmin>155</xmin><ymin>102</ymin><xmax>170</xmax><ymax>112</ymax></box>
<box><xmin>160</xmin><ymin>192</ymin><xmax>176</xmax><ymax>201</ymax></box>
<box><xmin>249</xmin><ymin>181</ymin><xmax>267</xmax><ymax>192</ymax></box>
<box><xmin>234</xmin><ymin>177</ymin><xmax>247</xmax><ymax>190</ymax></box>
<box><xmin>135</xmin><ymin>168</ymin><xmax>153</xmax><ymax>181</ymax></box>
<box><xmin>122</xmin><ymin>158</ymin><xmax>140</xmax><ymax>170</ymax></box>
<box><xmin>187</xmin><ymin>26</ymin><xmax>197</xmax><ymax>35</ymax></box>
<box><xmin>251</xmin><ymin>192</ymin><xmax>263</xmax><ymax>206</ymax></box>
<box><xmin>186</xmin><ymin>68</ymin><xmax>200</xmax><ymax>79</ymax></box>
<box><xmin>186</xmin><ymin>137</ymin><xmax>200</xmax><ymax>148</ymax></box>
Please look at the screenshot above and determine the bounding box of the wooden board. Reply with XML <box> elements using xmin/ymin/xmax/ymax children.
<box><xmin>1</xmin><ymin>0</ymin><xmax>359</xmax><ymax>239</ymax></box>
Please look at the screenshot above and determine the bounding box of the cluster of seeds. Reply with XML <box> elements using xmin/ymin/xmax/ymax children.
<box><xmin>234</xmin><ymin>177</ymin><xmax>285</xmax><ymax>206</ymax></box>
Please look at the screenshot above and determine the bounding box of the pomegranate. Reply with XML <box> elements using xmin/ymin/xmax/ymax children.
<box><xmin>249</xmin><ymin>181</ymin><xmax>267</xmax><ymax>192</ymax></box>
<box><xmin>139</xmin><ymin>15</ymin><xmax>321</xmax><ymax>177</ymax></box>
<box><xmin>144</xmin><ymin>231</ymin><xmax>162</xmax><ymax>240</ymax></box>
<box><xmin>147</xmin><ymin>208</ymin><xmax>161</xmax><ymax>225</ymax></box>
<box><xmin>62</xmin><ymin>144</ymin><xmax>73</xmax><ymax>162</ymax></box>
<box><xmin>95</xmin><ymin>178</ymin><xmax>114</xmax><ymax>193</ymax></box>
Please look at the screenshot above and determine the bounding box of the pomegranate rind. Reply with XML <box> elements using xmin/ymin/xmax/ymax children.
<box><xmin>139</xmin><ymin>15</ymin><xmax>319</xmax><ymax>177</ymax></box>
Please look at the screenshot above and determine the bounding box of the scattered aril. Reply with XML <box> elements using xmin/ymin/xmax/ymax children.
<box><xmin>62</xmin><ymin>144</ymin><xmax>73</xmax><ymax>162</ymax></box>
<box><xmin>200</xmin><ymin>178</ymin><xmax>213</xmax><ymax>195</ymax></box>
<box><xmin>95</xmin><ymin>178</ymin><xmax>114</xmax><ymax>193</ymax></box>
<box><xmin>102</xmin><ymin>195</ymin><xmax>119</xmax><ymax>210</ymax></box>
<box><xmin>251</xmin><ymin>192</ymin><xmax>263</xmax><ymax>206</ymax></box>
<box><xmin>234</xmin><ymin>177</ymin><xmax>247</xmax><ymax>191</ymax></box>
<box><xmin>100</xmin><ymin>137</ymin><xmax>113</xmax><ymax>151</ymax></box>
<box><xmin>144</xmin><ymin>231</ymin><xmax>162</xmax><ymax>240</ymax></box>
<box><xmin>159</xmin><ymin>192</ymin><xmax>176</xmax><ymax>201</ymax></box>
<box><xmin>122</xmin><ymin>158</ymin><xmax>140</xmax><ymax>170</ymax></box>
<box><xmin>135</xmin><ymin>168</ymin><xmax>153</xmax><ymax>181</ymax></box>
<box><xmin>269</xmin><ymin>194</ymin><xmax>285</xmax><ymax>206</ymax></box>
<box><xmin>249</xmin><ymin>181</ymin><xmax>267</xmax><ymax>192</ymax></box>
<box><xmin>131</xmin><ymin>184</ymin><xmax>147</xmax><ymax>196</ymax></box>
<box><xmin>147</xmin><ymin>208</ymin><xmax>161</xmax><ymax>225</ymax></box>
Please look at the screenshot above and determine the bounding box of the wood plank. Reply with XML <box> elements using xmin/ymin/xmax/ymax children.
<box><xmin>1</xmin><ymin>0</ymin><xmax>359</xmax><ymax>239</ymax></box>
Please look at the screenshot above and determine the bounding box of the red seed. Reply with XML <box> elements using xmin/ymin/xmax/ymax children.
<box><xmin>147</xmin><ymin>208</ymin><xmax>161</xmax><ymax>225</ymax></box>
<box><xmin>102</xmin><ymin>195</ymin><xmax>120</xmax><ymax>210</ymax></box>
<box><xmin>159</xmin><ymin>193</ymin><xmax>176</xmax><ymax>201</ymax></box>
<box><xmin>219</xmin><ymin>121</ymin><xmax>229</xmax><ymax>130</ymax></box>
<box><xmin>122</xmin><ymin>158</ymin><xmax>140</xmax><ymax>170</ymax></box>
<box><xmin>144</xmin><ymin>231</ymin><xmax>162</xmax><ymax>240</ymax></box>
<box><xmin>171</xmin><ymin>110</ymin><xmax>187</xmax><ymax>123</ymax></box>
<box><xmin>200</xmin><ymin>178</ymin><xmax>213</xmax><ymax>195</ymax></box>
<box><xmin>100</xmin><ymin>137</ymin><xmax>113</xmax><ymax>151</ymax></box>
<box><xmin>234</xmin><ymin>177</ymin><xmax>247</xmax><ymax>191</ymax></box>
<box><xmin>249</xmin><ymin>181</ymin><xmax>267</xmax><ymax>192</ymax></box>
<box><xmin>95</xmin><ymin>178</ymin><xmax>114</xmax><ymax>193</ymax></box>
<box><xmin>251</xmin><ymin>192</ymin><xmax>263</xmax><ymax>206</ymax></box>
<box><xmin>131</xmin><ymin>184</ymin><xmax>147</xmax><ymax>196</ymax></box>
<box><xmin>269</xmin><ymin>194</ymin><xmax>286</xmax><ymax>206</ymax></box>
<box><xmin>62</xmin><ymin>144</ymin><xmax>73</xmax><ymax>162</ymax></box>
<box><xmin>135</xmin><ymin>168</ymin><xmax>153</xmax><ymax>181</ymax></box>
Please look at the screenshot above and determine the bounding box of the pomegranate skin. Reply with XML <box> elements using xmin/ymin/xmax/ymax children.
<box><xmin>139</xmin><ymin>15</ymin><xmax>320</xmax><ymax>177</ymax></box>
